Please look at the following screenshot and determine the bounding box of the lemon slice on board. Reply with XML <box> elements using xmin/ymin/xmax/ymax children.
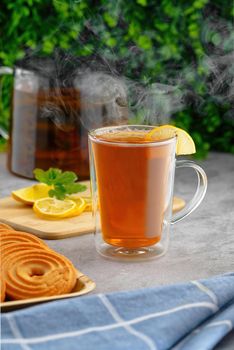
<box><xmin>66</xmin><ymin>197</ymin><xmax>86</xmax><ymax>217</ymax></box>
<box><xmin>146</xmin><ymin>125</ymin><xmax>196</xmax><ymax>155</ymax></box>
<box><xmin>12</xmin><ymin>184</ymin><xmax>51</xmax><ymax>205</ymax></box>
<box><xmin>69</xmin><ymin>195</ymin><xmax>92</xmax><ymax>212</ymax></box>
<box><xmin>82</xmin><ymin>196</ymin><xmax>92</xmax><ymax>212</ymax></box>
<box><xmin>33</xmin><ymin>198</ymin><xmax>77</xmax><ymax>220</ymax></box>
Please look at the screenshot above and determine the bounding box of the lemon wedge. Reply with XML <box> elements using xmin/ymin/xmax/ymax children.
<box><xmin>172</xmin><ymin>196</ymin><xmax>186</xmax><ymax>213</ymax></box>
<box><xmin>12</xmin><ymin>184</ymin><xmax>51</xmax><ymax>205</ymax></box>
<box><xmin>146</xmin><ymin>125</ymin><xmax>196</xmax><ymax>155</ymax></box>
<box><xmin>33</xmin><ymin>198</ymin><xmax>77</xmax><ymax>220</ymax></box>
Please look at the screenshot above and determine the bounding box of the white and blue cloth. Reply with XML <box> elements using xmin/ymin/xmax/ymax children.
<box><xmin>1</xmin><ymin>272</ymin><xmax>234</xmax><ymax>350</ymax></box>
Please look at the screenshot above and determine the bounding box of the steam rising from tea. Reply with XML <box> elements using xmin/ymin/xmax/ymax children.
<box><xmin>7</xmin><ymin>3</ymin><xmax>233</xmax><ymax>180</ymax></box>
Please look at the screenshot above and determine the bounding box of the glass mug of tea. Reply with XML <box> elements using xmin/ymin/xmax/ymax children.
<box><xmin>89</xmin><ymin>125</ymin><xmax>207</xmax><ymax>261</ymax></box>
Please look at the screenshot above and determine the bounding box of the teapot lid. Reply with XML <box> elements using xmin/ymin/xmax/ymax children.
<box><xmin>15</xmin><ymin>52</ymin><xmax>79</xmax><ymax>85</ymax></box>
<box><xmin>15</xmin><ymin>51</ymin><xmax>121</xmax><ymax>86</ymax></box>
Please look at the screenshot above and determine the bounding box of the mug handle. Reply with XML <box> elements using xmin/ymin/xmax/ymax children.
<box><xmin>0</xmin><ymin>66</ymin><xmax>13</xmax><ymax>139</ymax></box>
<box><xmin>171</xmin><ymin>159</ymin><xmax>208</xmax><ymax>224</ymax></box>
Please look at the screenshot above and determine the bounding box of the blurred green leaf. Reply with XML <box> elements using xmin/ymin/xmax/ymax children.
<box><xmin>103</xmin><ymin>12</ymin><xmax>117</xmax><ymax>28</ymax></box>
<box><xmin>137</xmin><ymin>0</ymin><xmax>147</xmax><ymax>6</ymax></box>
<box><xmin>137</xmin><ymin>35</ymin><xmax>152</xmax><ymax>49</ymax></box>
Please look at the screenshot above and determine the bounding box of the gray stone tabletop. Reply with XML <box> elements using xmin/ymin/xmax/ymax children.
<box><xmin>1</xmin><ymin>151</ymin><xmax>234</xmax><ymax>348</ymax></box>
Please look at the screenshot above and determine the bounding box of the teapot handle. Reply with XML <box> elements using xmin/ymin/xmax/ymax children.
<box><xmin>0</xmin><ymin>66</ymin><xmax>13</xmax><ymax>139</ymax></box>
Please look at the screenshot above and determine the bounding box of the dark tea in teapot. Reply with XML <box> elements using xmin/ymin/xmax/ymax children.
<box><xmin>8</xmin><ymin>54</ymin><xmax>128</xmax><ymax>179</ymax></box>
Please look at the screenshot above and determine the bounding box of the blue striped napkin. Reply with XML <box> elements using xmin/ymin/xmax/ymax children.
<box><xmin>1</xmin><ymin>272</ymin><xmax>234</xmax><ymax>350</ymax></box>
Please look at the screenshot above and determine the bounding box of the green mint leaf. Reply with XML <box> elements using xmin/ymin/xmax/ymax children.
<box><xmin>47</xmin><ymin>168</ymin><xmax>62</xmax><ymax>183</ymax></box>
<box><xmin>34</xmin><ymin>168</ymin><xmax>62</xmax><ymax>185</ymax></box>
<box><xmin>63</xmin><ymin>183</ymin><xmax>87</xmax><ymax>195</ymax></box>
<box><xmin>48</xmin><ymin>184</ymin><xmax>67</xmax><ymax>200</ymax></box>
<box><xmin>54</xmin><ymin>171</ymin><xmax>77</xmax><ymax>185</ymax></box>
<box><xmin>74</xmin><ymin>184</ymin><xmax>87</xmax><ymax>192</ymax></box>
<box><xmin>33</xmin><ymin>169</ymin><xmax>49</xmax><ymax>183</ymax></box>
<box><xmin>48</xmin><ymin>189</ymin><xmax>57</xmax><ymax>198</ymax></box>
<box><xmin>34</xmin><ymin>167</ymin><xmax>87</xmax><ymax>200</ymax></box>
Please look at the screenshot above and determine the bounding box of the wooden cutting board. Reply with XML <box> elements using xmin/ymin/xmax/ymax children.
<box><xmin>0</xmin><ymin>179</ymin><xmax>185</xmax><ymax>240</ymax></box>
<box><xmin>0</xmin><ymin>181</ymin><xmax>94</xmax><ymax>239</ymax></box>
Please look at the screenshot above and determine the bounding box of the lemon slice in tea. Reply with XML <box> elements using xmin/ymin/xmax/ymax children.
<box><xmin>12</xmin><ymin>184</ymin><xmax>51</xmax><ymax>205</ymax></box>
<box><xmin>146</xmin><ymin>125</ymin><xmax>196</xmax><ymax>155</ymax></box>
<box><xmin>33</xmin><ymin>198</ymin><xmax>77</xmax><ymax>220</ymax></box>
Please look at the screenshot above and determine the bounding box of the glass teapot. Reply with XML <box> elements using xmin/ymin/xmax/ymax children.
<box><xmin>0</xmin><ymin>55</ymin><xmax>128</xmax><ymax>179</ymax></box>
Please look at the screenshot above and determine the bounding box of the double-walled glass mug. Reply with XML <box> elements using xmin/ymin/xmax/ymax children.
<box><xmin>89</xmin><ymin>125</ymin><xmax>207</xmax><ymax>261</ymax></box>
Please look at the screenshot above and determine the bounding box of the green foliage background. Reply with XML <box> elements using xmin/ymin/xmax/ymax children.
<box><xmin>0</xmin><ymin>0</ymin><xmax>233</xmax><ymax>157</ymax></box>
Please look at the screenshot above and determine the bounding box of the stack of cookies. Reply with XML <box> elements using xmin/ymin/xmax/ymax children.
<box><xmin>0</xmin><ymin>223</ymin><xmax>77</xmax><ymax>302</ymax></box>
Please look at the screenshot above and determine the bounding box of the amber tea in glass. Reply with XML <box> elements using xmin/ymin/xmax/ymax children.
<box><xmin>91</xmin><ymin>130</ymin><xmax>174</xmax><ymax>249</ymax></box>
<box><xmin>89</xmin><ymin>125</ymin><xmax>207</xmax><ymax>261</ymax></box>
